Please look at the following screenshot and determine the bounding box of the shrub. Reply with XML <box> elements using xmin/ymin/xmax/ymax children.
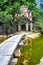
<box><xmin>32</xmin><ymin>30</ymin><xmax>38</xmax><ymax>33</ymax></box>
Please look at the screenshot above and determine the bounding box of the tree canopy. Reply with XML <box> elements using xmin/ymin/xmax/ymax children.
<box><xmin>0</xmin><ymin>0</ymin><xmax>40</xmax><ymax>22</ymax></box>
<box><xmin>0</xmin><ymin>0</ymin><xmax>43</xmax><ymax>34</ymax></box>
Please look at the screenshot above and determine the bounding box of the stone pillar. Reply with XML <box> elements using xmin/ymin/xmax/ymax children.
<box><xmin>30</xmin><ymin>22</ymin><xmax>32</xmax><ymax>32</ymax></box>
<box><xmin>18</xmin><ymin>24</ymin><xmax>21</xmax><ymax>31</ymax></box>
<box><xmin>26</xmin><ymin>21</ymin><xmax>28</xmax><ymax>31</ymax></box>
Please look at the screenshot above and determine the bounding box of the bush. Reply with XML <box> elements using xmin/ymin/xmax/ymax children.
<box><xmin>32</xmin><ymin>30</ymin><xmax>38</xmax><ymax>33</ymax></box>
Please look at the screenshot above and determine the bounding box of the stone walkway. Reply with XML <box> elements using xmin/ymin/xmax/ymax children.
<box><xmin>0</xmin><ymin>31</ymin><xmax>40</xmax><ymax>39</ymax></box>
<box><xmin>0</xmin><ymin>31</ymin><xmax>40</xmax><ymax>65</ymax></box>
<box><xmin>0</xmin><ymin>33</ymin><xmax>25</xmax><ymax>65</ymax></box>
<box><xmin>15</xmin><ymin>31</ymin><xmax>40</xmax><ymax>39</ymax></box>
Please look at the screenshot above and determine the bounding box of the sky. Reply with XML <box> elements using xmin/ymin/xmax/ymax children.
<box><xmin>36</xmin><ymin>0</ymin><xmax>41</xmax><ymax>7</ymax></box>
<box><xmin>36</xmin><ymin>0</ymin><xmax>43</xmax><ymax>8</ymax></box>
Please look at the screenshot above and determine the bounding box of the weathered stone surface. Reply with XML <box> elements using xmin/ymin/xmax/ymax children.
<box><xmin>14</xmin><ymin>49</ymin><xmax>21</xmax><ymax>57</ymax></box>
<box><xmin>0</xmin><ymin>56</ymin><xmax>11</xmax><ymax>65</ymax></box>
<box><xmin>0</xmin><ymin>34</ymin><xmax>24</xmax><ymax>65</ymax></box>
<box><xmin>22</xmin><ymin>59</ymin><xmax>29</xmax><ymax>65</ymax></box>
<box><xmin>10</xmin><ymin>58</ymin><xmax>18</xmax><ymax>65</ymax></box>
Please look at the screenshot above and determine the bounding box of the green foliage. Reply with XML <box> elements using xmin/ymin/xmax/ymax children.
<box><xmin>0</xmin><ymin>37</ymin><xmax>7</xmax><ymax>43</ymax></box>
<box><xmin>16</xmin><ymin>35</ymin><xmax>43</xmax><ymax>65</ymax></box>
<box><xmin>37</xmin><ymin>22</ymin><xmax>43</xmax><ymax>29</ymax></box>
<box><xmin>0</xmin><ymin>11</ymin><xmax>14</xmax><ymax>35</ymax></box>
<box><xmin>19</xmin><ymin>21</ymin><xmax>26</xmax><ymax>25</ymax></box>
<box><xmin>0</xmin><ymin>0</ymin><xmax>39</xmax><ymax>18</ymax></box>
<box><xmin>0</xmin><ymin>0</ymin><xmax>43</xmax><ymax>34</ymax></box>
<box><xmin>32</xmin><ymin>30</ymin><xmax>38</xmax><ymax>33</ymax></box>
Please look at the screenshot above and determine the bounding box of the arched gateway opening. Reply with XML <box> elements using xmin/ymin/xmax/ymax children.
<box><xmin>18</xmin><ymin>23</ymin><xmax>32</xmax><ymax>32</ymax></box>
<box><xmin>21</xmin><ymin>24</ymin><xmax>26</xmax><ymax>31</ymax></box>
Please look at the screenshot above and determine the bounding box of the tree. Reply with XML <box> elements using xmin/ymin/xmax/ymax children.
<box><xmin>0</xmin><ymin>0</ymin><xmax>43</xmax><ymax>34</ymax></box>
<box><xmin>0</xmin><ymin>11</ymin><xmax>13</xmax><ymax>36</ymax></box>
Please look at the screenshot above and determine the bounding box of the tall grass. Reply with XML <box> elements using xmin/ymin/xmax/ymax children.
<box><xmin>0</xmin><ymin>37</ymin><xmax>7</xmax><ymax>43</ymax></box>
<box><xmin>16</xmin><ymin>35</ymin><xmax>43</xmax><ymax>65</ymax></box>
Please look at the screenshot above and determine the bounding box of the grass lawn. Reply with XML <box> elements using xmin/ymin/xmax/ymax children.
<box><xmin>0</xmin><ymin>37</ymin><xmax>7</xmax><ymax>43</ymax></box>
<box><xmin>16</xmin><ymin>35</ymin><xmax>43</xmax><ymax>65</ymax></box>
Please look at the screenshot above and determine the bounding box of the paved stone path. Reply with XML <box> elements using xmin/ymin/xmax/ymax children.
<box><xmin>0</xmin><ymin>32</ymin><xmax>40</xmax><ymax>65</ymax></box>
<box><xmin>0</xmin><ymin>34</ymin><xmax>25</xmax><ymax>65</ymax></box>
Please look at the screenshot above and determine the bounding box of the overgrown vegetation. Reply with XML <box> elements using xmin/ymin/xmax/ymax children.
<box><xmin>16</xmin><ymin>35</ymin><xmax>43</xmax><ymax>65</ymax></box>
<box><xmin>0</xmin><ymin>37</ymin><xmax>7</xmax><ymax>43</ymax></box>
<box><xmin>32</xmin><ymin>29</ymin><xmax>38</xmax><ymax>33</ymax></box>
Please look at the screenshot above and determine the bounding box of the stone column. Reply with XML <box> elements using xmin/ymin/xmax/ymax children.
<box><xmin>30</xmin><ymin>22</ymin><xmax>32</xmax><ymax>32</ymax></box>
<box><xmin>18</xmin><ymin>24</ymin><xmax>21</xmax><ymax>31</ymax></box>
<box><xmin>26</xmin><ymin>21</ymin><xmax>28</xmax><ymax>31</ymax></box>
